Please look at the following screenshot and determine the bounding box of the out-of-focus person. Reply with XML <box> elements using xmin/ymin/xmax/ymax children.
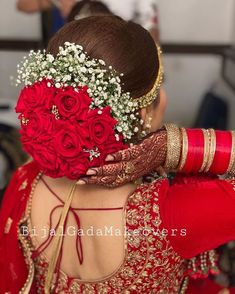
<box><xmin>17</xmin><ymin>0</ymin><xmax>75</xmax><ymax>18</ymax></box>
<box><xmin>16</xmin><ymin>0</ymin><xmax>160</xmax><ymax>42</ymax></box>
<box><xmin>17</xmin><ymin>0</ymin><xmax>75</xmax><ymax>37</ymax></box>
<box><xmin>101</xmin><ymin>0</ymin><xmax>160</xmax><ymax>41</ymax></box>
<box><xmin>67</xmin><ymin>0</ymin><xmax>112</xmax><ymax>22</ymax></box>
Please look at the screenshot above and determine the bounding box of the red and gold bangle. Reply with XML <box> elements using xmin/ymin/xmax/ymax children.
<box><xmin>182</xmin><ymin>129</ymin><xmax>204</xmax><ymax>173</ymax></box>
<box><xmin>227</xmin><ymin>131</ymin><xmax>235</xmax><ymax>174</ymax></box>
<box><xmin>178</xmin><ymin>127</ymin><xmax>188</xmax><ymax>171</ymax></box>
<box><xmin>204</xmin><ymin>129</ymin><xmax>216</xmax><ymax>173</ymax></box>
<box><xmin>178</xmin><ymin>128</ymin><xmax>233</xmax><ymax>174</ymax></box>
<box><xmin>180</xmin><ymin>129</ymin><xmax>195</xmax><ymax>173</ymax></box>
<box><xmin>210</xmin><ymin>131</ymin><xmax>232</xmax><ymax>174</ymax></box>
<box><xmin>191</xmin><ymin>129</ymin><xmax>205</xmax><ymax>173</ymax></box>
<box><xmin>199</xmin><ymin>129</ymin><xmax>211</xmax><ymax>173</ymax></box>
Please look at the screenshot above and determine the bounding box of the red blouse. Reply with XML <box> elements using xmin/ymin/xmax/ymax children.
<box><xmin>1</xmin><ymin>161</ymin><xmax>235</xmax><ymax>293</ymax></box>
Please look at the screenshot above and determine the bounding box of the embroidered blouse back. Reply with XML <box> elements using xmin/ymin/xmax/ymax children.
<box><xmin>19</xmin><ymin>173</ymin><xmax>186</xmax><ymax>293</ymax></box>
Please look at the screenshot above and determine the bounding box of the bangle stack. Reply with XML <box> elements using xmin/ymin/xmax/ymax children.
<box><xmin>164</xmin><ymin>123</ymin><xmax>234</xmax><ymax>174</ymax></box>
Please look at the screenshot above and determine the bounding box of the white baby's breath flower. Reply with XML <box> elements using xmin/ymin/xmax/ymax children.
<box><xmin>47</xmin><ymin>54</ymin><xmax>54</xmax><ymax>63</ymax></box>
<box><xmin>115</xmin><ymin>134</ymin><xmax>120</xmax><ymax>141</ymax></box>
<box><xmin>50</xmin><ymin>68</ymin><xmax>56</xmax><ymax>74</ymax></box>
<box><xmin>81</xmin><ymin>67</ymin><xmax>87</xmax><ymax>73</ymax></box>
<box><xmin>110</xmin><ymin>78</ymin><xmax>116</xmax><ymax>84</ymax></box>
<box><xmin>134</xmin><ymin>127</ymin><xmax>139</xmax><ymax>133</ymax></box>
<box><xmin>79</xmin><ymin>53</ymin><xmax>86</xmax><ymax>62</ymax></box>
<box><xmin>99</xmin><ymin>59</ymin><xmax>105</xmax><ymax>66</ymax></box>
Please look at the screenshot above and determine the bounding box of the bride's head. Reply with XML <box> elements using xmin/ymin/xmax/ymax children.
<box><xmin>16</xmin><ymin>15</ymin><xmax>167</xmax><ymax>179</ymax></box>
<box><xmin>47</xmin><ymin>15</ymin><xmax>167</xmax><ymax>134</ymax></box>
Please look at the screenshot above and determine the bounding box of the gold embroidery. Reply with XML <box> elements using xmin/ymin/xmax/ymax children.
<box><xmin>18</xmin><ymin>172</ymin><xmax>42</xmax><ymax>294</ymax></box>
<box><xmin>4</xmin><ymin>217</ymin><xmax>13</xmax><ymax>234</ymax></box>
<box><xmin>126</xmin><ymin>209</ymin><xmax>140</xmax><ymax>226</ymax></box>
<box><xmin>225</xmin><ymin>176</ymin><xmax>235</xmax><ymax>191</ymax></box>
<box><xmin>18</xmin><ymin>218</ymin><xmax>35</xmax><ymax>294</ymax></box>
<box><xmin>18</xmin><ymin>177</ymin><xmax>187</xmax><ymax>293</ymax></box>
<box><xmin>19</xmin><ymin>179</ymin><xmax>28</xmax><ymax>191</ymax></box>
<box><xmin>128</xmin><ymin>191</ymin><xmax>142</xmax><ymax>205</ymax></box>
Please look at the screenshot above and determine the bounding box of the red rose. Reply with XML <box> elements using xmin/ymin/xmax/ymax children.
<box><xmin>67</xmin><ymin>155</ymin><xmax>90</xmax><ymax>179</ymax></box>
<box><xmin>24</xmin><ymin>142</ymin><xmax>60</xmax><ymax>172</ymax></box>
<box><xmin>16</xmin><ymin>80</ymin><xmax>129</xmax><ymax>180</ymax></box>
<box><xmin>21</xmin><ymin>111</ymin><xmax>54</xmax><ymax>141</ymax></box>
<box><xmin>102</xmin><ymin>134</ymin><xmax>127</xmax><ymax>156</ymax></box>
<box><xmin>45</xmin><ymin>160</ymin><xmax>69</xmax><ymax>178</ymax></box>
<box><xmin>86</xmin><ymin>107</ymin><xmax>118</xmax><ymax>145</ymax></box>
<box><xmin>54</xmin><ymin>86</ymin><xmax>91</xmax><ymax>120</ymax></box>
<box><xmin>15</xmin><ymin>79</ymin><xmax>54</xmax><ymax>113</ymax></box>
<box><xmin>53</xmin><ymin>122</ymin><xmax>89</xmax><ymax>159</ymax></box>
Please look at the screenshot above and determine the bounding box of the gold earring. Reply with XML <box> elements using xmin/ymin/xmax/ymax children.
<box><xmin>145</xmin><ymin>116</ymin><xmax>153</xmax><ymax>133</ymax></box>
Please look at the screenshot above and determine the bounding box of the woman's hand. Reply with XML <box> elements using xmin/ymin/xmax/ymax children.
<box><xmin>77</xmin><ymin>129</ymin><xmax>167</xmax><ymax>187</ymax></box>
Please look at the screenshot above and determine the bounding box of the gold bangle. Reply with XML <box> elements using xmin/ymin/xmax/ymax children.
<box><xmin>204</xmin><ymin>129</ymin><xmax>216</xmax><ymax>173</ymax></box>
<box><xmin>178</xmin><ymin>127</ymin><xmax>188</xmax><ymax>171</ymax></box>
<box><xmin>199</xmin><ymin>129</ymin><xmax>211</xmax><ymax>173</ymax></box>
<box><xmin>164</xmin><ymin>123</ymin><xmax>181</xmax><ymax>171</ymax></box>
<box><xmin>227</xmin><ymin>131</ymin><xmax>235</xmax><ymax>174</ymax></box>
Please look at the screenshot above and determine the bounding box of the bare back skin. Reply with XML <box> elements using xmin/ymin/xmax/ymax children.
<box><xmin>30</xmin><ymin>175</ymin><xmax>137</xmax><ymax>281</ymax></box>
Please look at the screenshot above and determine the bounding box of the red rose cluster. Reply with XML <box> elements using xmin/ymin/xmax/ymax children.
<box><xmin>15</xmin><ymin>79</ymin><xmax>127</xmax><ymax>179</ymax></box>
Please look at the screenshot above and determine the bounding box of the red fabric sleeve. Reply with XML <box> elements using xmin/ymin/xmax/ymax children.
<box><xmin>158</xmin><ymin>175</ymin><xmax>235</xmax><ymax>259</ymax></box>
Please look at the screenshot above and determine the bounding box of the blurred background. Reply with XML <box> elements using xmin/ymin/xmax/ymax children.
<box><xmin>0</xmin><ymin>0</ymin><xmax>235</xmax><ymax>291</ymax></box>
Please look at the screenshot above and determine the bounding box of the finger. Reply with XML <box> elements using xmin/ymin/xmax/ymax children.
<box><xmin>86</xmin><ymin>163</ymin><xmax>126</xmax><ymax>177</ymax></box>
<box><xmin>105</xmin><ymin>146</ymin><xmax>138</xmax><ymax>162</ymax></box>
<box><xmin>78</xmin><ymin>176</ymin><xmax>116</xmax><ymax>186</ymax></box>
<box><xmin>78</xmin><ymin>173</ymin><xmax>131</xmax><ymax>188</ymax></box>
<box><xmin>156</xmin><ymin>166</ymin><xmax>167</xmax><ymax>177</ymax></box>
<box><xmin>105</xmin><ymin>151</ymin><xmax>124</xmax><ymax>162</ymax></box>
<box><xmin>86</xmin><ymin>168</ymin><xmax>98</xmax><ymax>176</ymax></box>
<box><xmin>77</xmin><ymin>179</ymin><xmax>86</xmax><ymax>185</ymax></box>
<box><xmin>105</xmin><ymin>155</ymin><xmax>115</xmax><ymax>161</ymax></box>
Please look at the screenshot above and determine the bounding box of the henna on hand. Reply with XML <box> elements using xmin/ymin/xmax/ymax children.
<box><xmin>78</xmin><ymin>129</ymin><xmax>167</xmax><ymax>187</ymax></box>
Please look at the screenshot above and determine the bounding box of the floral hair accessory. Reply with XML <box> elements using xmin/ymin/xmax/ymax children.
<box><xmin>15</xmin><ymin>42</ymin><xmax>162</xmax><ymax>179</ymax></box>
<box><xmin>16</xmin><ymin>42</ymin><xmax>140</xmax><ymax>140</ymax></box>
<box><xmin>16</xmin><ymin>78</ymin><xmax>128</xmax><ymax>179</ymax></box>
